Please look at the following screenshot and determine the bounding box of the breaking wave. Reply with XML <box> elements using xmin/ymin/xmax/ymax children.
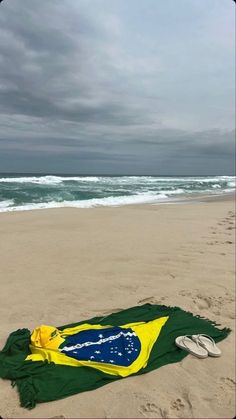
<box><xmin>0</xmin><ymin>175</ymin><xmax>235</xmax><ymax>213</ymax></box>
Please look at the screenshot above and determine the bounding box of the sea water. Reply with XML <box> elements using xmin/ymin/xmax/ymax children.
<box><xmin>0</xmin><ymin>174</ymin><xmax>235</xmax><ymax>212</ymax></box>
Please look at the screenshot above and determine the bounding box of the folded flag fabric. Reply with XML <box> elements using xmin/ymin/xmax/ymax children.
<box><xmin>26</xmin><ymin>316</ymin><xmax>169</xmax><ymax>377</ymax></box>
<box><xmin>0</xmin><ymin>304</ymin><xmax>230</xmax><ymax>409</ymax></box>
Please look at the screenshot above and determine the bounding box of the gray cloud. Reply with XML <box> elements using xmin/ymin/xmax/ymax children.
<box><xmin>0</xmin><ymin>0</ymin><xmax>235</xmax><ymax>174</ymax></box>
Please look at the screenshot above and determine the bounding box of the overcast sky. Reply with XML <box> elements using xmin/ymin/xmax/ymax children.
<box><xmin>0</xmin><ymin>0</ymin><xmax>235</xmax><ymax>175</ymax></box>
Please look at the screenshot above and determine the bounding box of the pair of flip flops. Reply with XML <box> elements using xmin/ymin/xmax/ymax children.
<box><xmin>175</xmin><ymin>334</ymin><xmax>221</xmax><ymax>358</ymax></box>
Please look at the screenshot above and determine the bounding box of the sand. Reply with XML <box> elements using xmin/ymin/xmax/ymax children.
<box><xmin>0</xmin><ymin>197</ymin><xmax>235</xmax><ymax>419</ymax></box>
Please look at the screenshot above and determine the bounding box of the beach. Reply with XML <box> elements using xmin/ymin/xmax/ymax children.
<box><xmin>0</xmin><ymin>196</ymin><xmax>235</xmax><ymax>419</ymax></box>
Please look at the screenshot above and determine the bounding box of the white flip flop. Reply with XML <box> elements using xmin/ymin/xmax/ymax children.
<box><xmin>175</xmin><ymin>335</ymin><xmax>208</xmax><ymax>358</ymax></box>
<box><xmin>192</xmin><ymin>334</ymin><xmax>222</xmax><ymax>357</ymax></box>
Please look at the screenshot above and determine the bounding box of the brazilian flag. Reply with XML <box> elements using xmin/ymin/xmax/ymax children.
<box><xmin>0</xmin><ymin>304</ymin><xmax>230</xmax><ymax>409</ymax></box>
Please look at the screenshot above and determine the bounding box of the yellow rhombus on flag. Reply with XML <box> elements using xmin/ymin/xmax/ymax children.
<box><xmin>26</xmin><ymin>316</ymin><xmax>169</xmax><ymax>377</ymax></box>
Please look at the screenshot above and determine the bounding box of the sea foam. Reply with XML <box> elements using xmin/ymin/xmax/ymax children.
<box><xmin>0</xmin><ymin>175</ymin><xmax>235</xmax><ymax>213</ymax></box>
<box><xmin>0</xmin><ymin>192</ymin><xmax>169</xmax><ymax>212</ymax></box>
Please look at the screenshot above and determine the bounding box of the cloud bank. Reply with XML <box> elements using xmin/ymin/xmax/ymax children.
<box><xmin>0</xmin><ymin>0</ymin><xmax>235</xmax><ymax>174</ymax></box>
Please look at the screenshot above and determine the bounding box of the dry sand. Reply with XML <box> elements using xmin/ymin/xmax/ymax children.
<box><xmin>0</xmin><ymin>197</ymin><xmax>235</xmax><ymax>419</ymax></box>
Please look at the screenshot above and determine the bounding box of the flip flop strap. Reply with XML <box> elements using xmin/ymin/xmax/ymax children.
<box><xmin>196</xmin><ymin>334</ymin><xmax>216</xmax><ymax>346</ymax></box>
<box><xmin>182</xmin><ymin>335</ymin><xmax>201</xmax><ymax>350</ymax></box>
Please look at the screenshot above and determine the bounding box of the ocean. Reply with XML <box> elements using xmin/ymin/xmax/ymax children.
<box><xmin>0</xmin><ymin>174</ymin><xmax>235</xmax><ymax>212</ymax></box>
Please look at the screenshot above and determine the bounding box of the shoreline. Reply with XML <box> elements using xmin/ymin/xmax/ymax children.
<box><xmin>0</xmin><ymin>199</ymin><xmax>235</xmax><ymax>418</ymax></box>
<box><xmin>158</xmin><ymin>191</ymin><xmax>235</xmax><ymax>204</ymax></box>
<box><xmin>0</xmin><ymin>190</ymin><xmax>234</xmax><ymax>215</ymax></box>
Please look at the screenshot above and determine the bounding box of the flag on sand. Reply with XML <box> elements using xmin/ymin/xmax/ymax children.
<box><xmin>0</xmin><ymin>304</ymin><xmax>230</xmax><ymax>409</ymax></box>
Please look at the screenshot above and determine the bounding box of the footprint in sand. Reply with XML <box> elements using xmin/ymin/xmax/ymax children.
<box><xmin>169</xmin><ymin>393</ymin><xmax>194</xmax><ymax>418</ymax></box>
<box><xmin>194</xmin><ymin>295</ymin><xmax>210</xmax><ymax>310</ymax></box>
<box><xmin>193</xmin><ymin>293</ymin><xmax>234</xmax><ymax>316</ymax></box>
<box><xmin>171</xmin><ymin>398</ymin><xmax>185</xmax><ymax>411</ymax></box>
<box><xmin>169</xmin><ymin>398</ymin><xmax>188</xmax><ymax>418</ymax></box>
<box><xmin>179</xmin><ymin>290</ymin><xmax>191</xmax><ymax>297</ymax></box>
<box><xmin>214</xmin><ymin>377</ymin><xmax>236</xmax><ymax>410</ymax></box>
<box><xmin>139</xmin><ymin>402</ymin><xmax>162</xmax><ymax>418</ymax></box>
